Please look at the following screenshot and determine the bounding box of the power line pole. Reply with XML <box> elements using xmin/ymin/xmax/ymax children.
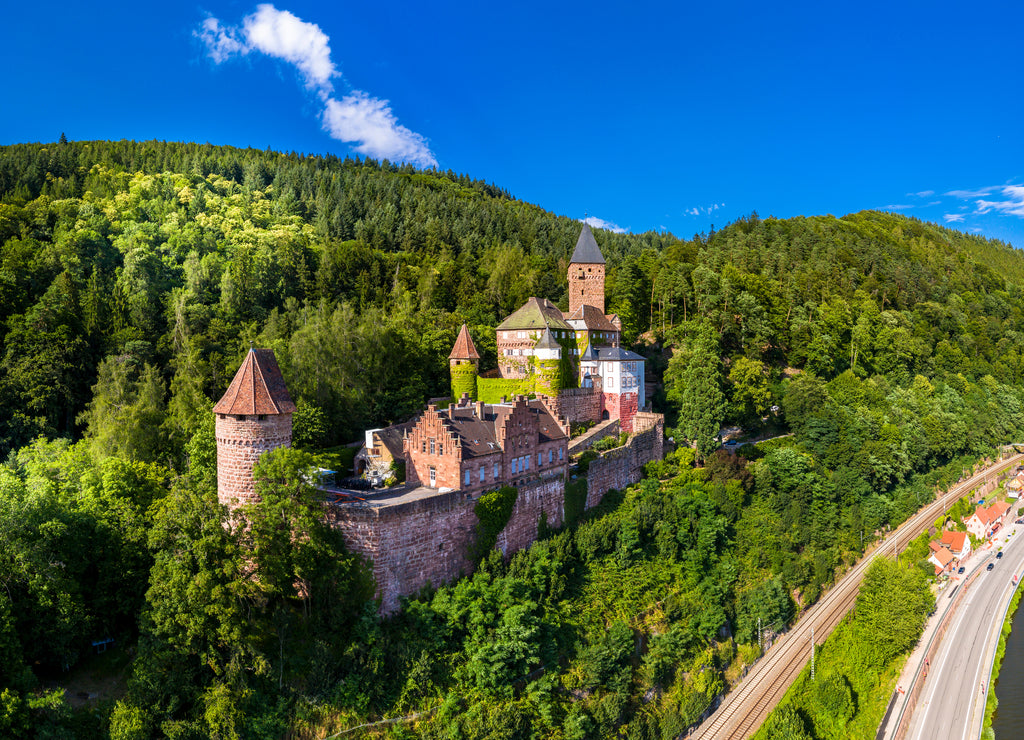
<box><xmin>811</xmin><ymin>627</ymin><xmax>816</xmax><ymax>681</ymax></box>
<box><xmin>758</xmin><ymin>617</ymin><xmax>762</xmax><ymax>652</ymax></box>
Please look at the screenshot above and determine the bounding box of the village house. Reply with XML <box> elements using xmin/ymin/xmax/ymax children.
<box><xmin>941</xmin><ymin>530</ymin><xmax>971</xmax><ymax>560</ymax></box>
<box><xmin>966</xmin><ymin>500</ymin><xmax>1012</xmax><ymax>540</ymax></box>
<box><xmin>928</xmin><ymin>541</ymin><xmax>955</xmax><ymax>574</ymax></box>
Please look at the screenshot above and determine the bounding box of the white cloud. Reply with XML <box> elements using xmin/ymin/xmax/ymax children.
<box><xmin>685</xmin><ymin>202</ymin><xmax>724</xmax><ymax>217</ymax></box>
<box><xmin>975</xmin><ymin>185</ymin><xmax>1024</xmax><ymax>217</ymax></box>
<box><xmin>243</xmin><ymin>4</ymin><xmax>337</xmax><ymax>93</ymax></box>
<box><xmin>196</xmin><ymin>5</ymin><xmax>436</xmax><ymax>168</ymax></box>
<box><xmin>944</xmin><ymin>213</ymin><xmax>966</xmax><ymax>223</ymax></box>
<box><xmin>323</xmin><ymin>93</ymin><xmax>436</xmax><ymax>167</ymax></box>
<box><xmin>884</xmin><ymin>204</ymin><xmax>914</xmax><ymax>211</ymax></box>
<box><xmin>196</xmin><ymin>17</ymin><xmax>248</xmax><ymax>63</ymax></box>
<box><xmin>946</xmin><ymin>187</ymin><xmax>999</xmax><ymax>199</ymax></box>
<box><xmin>913</xmin><ymin>190</ymin><xmax>935</xmax><ymax>197</ymax></box>
<box><xmin>584</xmin><ymin>216</ymin><xmax>627</xmax><ymax>234</ymax></box>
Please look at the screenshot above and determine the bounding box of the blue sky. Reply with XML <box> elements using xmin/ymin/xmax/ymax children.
<box><xmin>3</xmin><ymin>1</ymin><xmax>1024</xmax><ymax>247</ymax></box>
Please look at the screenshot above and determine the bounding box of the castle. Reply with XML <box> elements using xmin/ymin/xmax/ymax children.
<box><xmin>215</xmin><ymin>225</ymin><xmax>665</xmax><ymax>612</ymax></box>
<box><xmin>450</xmin><ymin>223</ymin><xmax>647</xmax><ymax>433</ymax></box>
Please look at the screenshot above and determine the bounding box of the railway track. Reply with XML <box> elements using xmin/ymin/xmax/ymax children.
<box><xmin>692</xmin><ymin>454</ymin><xmax>1024</xmax><ymax>740</ymax></box>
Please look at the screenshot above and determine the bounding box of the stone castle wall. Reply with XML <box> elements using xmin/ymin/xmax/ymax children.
<box><xmin>326</xmin><ymin>412</ymin><xmax>664</xmax><ymax>613</ymax></box>
<box><xmin>554</xmin><ymin>386</ymin><xmax>603</xmax><ymax>425</ymax></box>
<box><xmin>495</xmin><ymin>476</ymin><xmax>565</xmax><ymax>556</ymax></box>
<box><xmin>216</xmin><ymin>413</ymin><xmax>292</xmax><ymax>509</ymax></box>
<box><xmin>326</xmin><ymin>472</ymin><xmax>569</xmax><ymax>614</ymax></box>
<box><xmin>325</xmin><ymin>490</ymin><xmax>478</xmax><ymax>614</ymax></box>
<box><xmin>585</xmin><ymin>412</ymin><xmax>664</xmax><ymax>509</ymax></box>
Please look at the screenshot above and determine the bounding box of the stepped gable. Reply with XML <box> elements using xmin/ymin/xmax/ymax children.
<box><xmin>449</xmin><ymin>324</ymin><xmax>481</xmax><ymax>360</ymax></box>
<box><xmin>570</xmin><ymin>223</ymin><xmax>606</xmax><ymax>264</ymax></box>
<box><xmin>214</xmin><ymin>348</ymin><xmax>297</xmax><ymax>415</ymax></box>
<box><xmin>564</xmin><ymin>303</ymin><xmax>619</xmax><ymax>332</ymax></box>
<box><xmin>497</xmin><ymin>296</ymin><xmax>572</xmax><ymax>332</ymax></box>
<box><xmin>442</xmin><ymin>399</ymin><xmax>569</xmax><ymax>459</ymax></box>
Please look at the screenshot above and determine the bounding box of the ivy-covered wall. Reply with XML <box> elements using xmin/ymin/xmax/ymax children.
<box><xmin>478</xmin><ymin>377</ymin><xmax>531</xmax><ymax>403</ymax></box>
<box><xmin>472</xmin><ymin>485</ymin><xmax>519</xmax><ymax>561</ymax></box>
<box><xmin>536</xmin><ymin>358</ymin><xmax>561</xmax><ymax>396</ymax></box>
<box><xmin>450</xmin><ymin>359</ymin><xmax>478</xmax><ymax>400</ymax></box>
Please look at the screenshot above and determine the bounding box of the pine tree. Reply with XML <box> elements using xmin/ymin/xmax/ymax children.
<box><xmin>669</xmin><ymin>321</ymin><xmax>725</xmax><ymax>462</ymax></box>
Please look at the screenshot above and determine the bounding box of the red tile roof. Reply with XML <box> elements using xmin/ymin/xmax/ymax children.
<box><xmin>449</xmin><ymin>324</ymin><xmax>481</xmax><ymax>360</ymax></box>
<box><xmin>213</xmin><ymin>348</ymin><xmax>297</xmax><ymax>415</ymax></box>
<box><xmin>941</xmin><ymin>531</ymin><xmax>968</xmax><ymax>552</ymax></box>
<box><xmin>974</xmin><ymin>500</ymin><xmax>1012</xmax><ymax>526</ymax></box>
<box><xmin>930</xmin><ymin>547</ymin><xmax>954</xmax><ymax>568</ymax></box>
<box><xmin>989</xmin><ymin>500</ymin><xmax>1011</xmax><ymax>519</ymax></box>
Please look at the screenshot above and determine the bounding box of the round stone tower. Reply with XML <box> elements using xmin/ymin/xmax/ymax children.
<box><xmin>213</xmin><ymin>348</ymin><xmax>297</xmax><ymax>511</ymax></box>
<box><xmin>449</xmin><ymin>323</ymin><xmax>481</xmax><ymax>401</ymax></box>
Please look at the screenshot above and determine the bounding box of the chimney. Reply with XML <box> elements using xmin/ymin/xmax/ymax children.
<box><xmin>476</xmin><ymin>400</ymin><xmax>485</xmax><ymax>418</ymax></box>
<box><xmin>459</xmin><ymin>392</ymin><xmax>470</xmax><ymax>406</ymax></box>
<box><xmin>448</xmin><ymin>402</ymin><xmax>455</xmax><ymax>417</ymax></box>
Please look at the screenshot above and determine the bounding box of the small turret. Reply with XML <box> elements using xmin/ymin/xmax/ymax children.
<box><xmin>449</xmin><ymin>324</ymin><xmax>480</xmax><ymax>401</ymax></box>
<box><xmin>214</xmin><ymin>348</ymin><xmax>296</xmax><ymax>511</ymax></box>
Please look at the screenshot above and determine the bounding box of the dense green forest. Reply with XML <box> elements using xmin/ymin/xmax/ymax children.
<box><xmin>3</xmin><ymin>139</ymin><xmax>1024</xmax><ymax>738</ymax></box>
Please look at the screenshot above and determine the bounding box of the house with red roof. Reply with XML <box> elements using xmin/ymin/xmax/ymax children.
<box><xmin>940</xmin><ymin>530</ymin><xmax>971</xmax><ymax>560</ymax></box>
<box><xmin>928</xmin><ymin>541</ymin><xmax>956</xmax><ymax>574</ymax></box>
<box><xmin>966</xmin><ymin>500</ymin><xmax>1012</xmax><ymax>540</ymax></box>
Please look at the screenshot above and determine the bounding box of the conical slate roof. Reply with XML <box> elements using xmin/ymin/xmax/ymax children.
<box><xmin>449</xmin><ymin>324</ymin><xmax>481</xmax><ymax>360</ymax></box>
<box><xmin>534</xmin><ymin>327</ymin><xmax>560</xmax><ymax>351</ymax></box>
<box><xmin>570</xmin><ymin>223</ymin><xmax>605</xmax><ymax>264</ymax></box>
<box><xmin>214</xmin><ymin>348</ymin><xmax>297</xmax><ymax>415</ymax></box>
<box><xmin>580</xmin><ymin>342</ymin><xmax>599</xmax><ymax>363</ymax></box>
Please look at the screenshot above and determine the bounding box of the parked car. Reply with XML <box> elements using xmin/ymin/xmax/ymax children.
<box><xmin>958</xmin><ymin>566</ymin><xmax>966</xmax><ymax>574</ymax></box>
<box><xmin>987</xmin><ymin>562</ymin><xmax>996</xmax><ymax>571</ymax></box>
<box><xmin>997</xmin><ymin>551</ymin><xmax>1004</xmax><ymax>559</ymax></box>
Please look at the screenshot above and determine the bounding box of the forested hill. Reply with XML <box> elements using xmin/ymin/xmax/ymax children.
<box><xmin>1</xmin><ymin>138</ymin><xmax>1022</xmax><ymax>457</ymax></box>
<box><xmin>0</xmin><ymin>139</ymin><xmax>678</xmax><ymax>455</ymax></box>
<box><xmin>8</xmin><ymin>139</ymin><xmax>1024</xmax><ymax>738</ymax></box>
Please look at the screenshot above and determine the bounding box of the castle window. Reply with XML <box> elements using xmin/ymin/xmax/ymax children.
<box><xmin>494</xmin><ymin>462</ymin><xmax>500</xmax><ymax>478</ymax></box>
<box><xmin>511</xmin><ymin>458</ymin><xmax>518</xmax><ymax>474</ymax></box>
<box><xmin>429</xmin><ymin>467</ymin><xmax>436</xmax><ymax>486</ymax></box>
<box><xmin>559</xmin><ymin>447</ymin><xmax>564</xmax><ymax>460</ymax></box>
<box><xmin>537</xmin><ymin>452</ymin><xmax>542</xmax><ymax>467</ymax></box>
<box><xmin>422</xmin><ymin>441</ymin><xmax>427</xmax><ymax>453</ymax></box>
<box><xmin>429</xmin><ymin>438</ymin><xmax>435</xmax><ymax>455</ymax></box>
<box><xmin>439</xmin><ymin>444</ymin><xmax>443</xmax><ymax>455</ymax></box>
<box><xmin>479</xmin><ymin>467</ymin><xmax>485</xmax><ymax>482</ymax></box>
<box><xmin>234</xmin><ymin>415</ymin><xmax>244</xmax><ymax>421</ymax></box>
<box><xmin>524</xmin><ymin>455</ymin><xmax>530</xmax><ymax>471</ymax></box>
<box><xmin>257</xmin><ymin>414</ymin><xmax>266</xmax><ymax>421</ymax></box>
<box><xmin>549</xmin><ymin>449</ymin><xmax>553</xmax><ymax>463</ymax></box>
<box><xmin>464</xmin><ymin>469</ymin><xmax>471</xmax><ymax>486</ymax></box>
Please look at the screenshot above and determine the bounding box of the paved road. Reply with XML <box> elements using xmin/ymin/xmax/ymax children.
<box><xmin>691</xmin><ymin>455</ymin><xmax>1024</xmax><ymax>740</ymax></box>
<box><xmin>908</xmin><ymin>514</ymin><xmax>1024</xmax><ymax>740</ymax></box>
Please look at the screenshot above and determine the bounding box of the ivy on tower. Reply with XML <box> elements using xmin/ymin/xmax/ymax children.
<box><xmin>449</xmin><ymin>324</ymin><xmax>480</xmax><ymax>400</ymax></box>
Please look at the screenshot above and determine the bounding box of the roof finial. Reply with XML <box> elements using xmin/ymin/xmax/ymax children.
<box><xmin>249</xmin><ymin>340</ymin><xmax>254</xmax><ymax>350</ymax></box>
